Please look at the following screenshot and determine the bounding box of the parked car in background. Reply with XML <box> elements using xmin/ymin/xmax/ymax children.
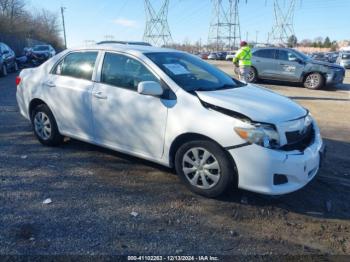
<box><xmin>208</xmin><ymin>52</ymin><xmax>218</xmax><ymax>60</ymax></box>
<box><xmin>0</xmin><ymin>42</ymin><xmax>18</xmax><ymax>76</ymax></box>
<box><xmin>310</xmin><ymin>53</ymin><xmax>329</xmax><ymax>63</ymax></box>
<box><xmin>17</xmin><ymin>44</ymin><xmax>325</xmax><ymax>197</ymax></box>
<box><xmin>328</xmin><ymin>52</ymin><xmax>339</xmax><ymax>63</ymax></box>
<box><xmin>217</xmin><ymin>52</ymin><xmax>227</xmax><ymax>60</ymax></box>
<box><xmin>249</xmin><ymin>47</ymin><xmax>345</xmax><ymax>89</ymax></box>
<box><xmin>32</xmin><ymin>45</ymin><xmax>56</xmax><ymax>58</ymax></box>
<box><xmin>199</xmin><ymin>52</ymin><xmax>209</xmax><ymax>60</ymax></box>
<box><xmin>336</xmin><ymin>52</ymin><xmax>350</xmax><ymax>69</ymax></box>
<box><xmin>226</xmin><ymin>51</ymin><xmax>236</xmax><ymax>61</ymax></box>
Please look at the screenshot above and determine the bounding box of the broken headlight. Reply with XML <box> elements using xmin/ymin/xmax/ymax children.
<box><xmin>234</xmin><ymin>124</ymin><xmax>280</xmax><ymax>149</ymax></box>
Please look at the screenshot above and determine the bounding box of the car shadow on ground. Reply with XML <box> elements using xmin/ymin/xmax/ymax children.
<box><xmin>258</xmin><ymin>79</ymin><xmax>350</xmax><ymax>92</ymax></box>
<box><xmin>51</xmin><ymin>137</ymin><xmax>350</xmax><ymax>221</ymax></box>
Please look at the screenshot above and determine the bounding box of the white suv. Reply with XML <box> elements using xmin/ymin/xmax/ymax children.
<box><xmin>16</xmin><ymin>44</ymin><xmax>325</xmax><ymax>197</ymax></box>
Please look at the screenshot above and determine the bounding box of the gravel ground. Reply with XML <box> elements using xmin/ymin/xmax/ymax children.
<box><xmin>0</xmin><ymin>67</ymin><xmax>350</xmax><ymax>256</ymax></box>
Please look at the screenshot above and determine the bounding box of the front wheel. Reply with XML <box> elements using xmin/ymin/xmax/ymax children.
<box><xmin>303</xmin><ymin>73</ymin><xmax>324</xmax><ymax>89</ymax></box>
<box><xmin>31</xmin><ymin>104</ymin><xmax>63</xmax><ymax>146</ymax></box>
<box><xmin>175</xmin><ymin>140</ymin><xmax>235</xmax><ymax>198</ymax></box>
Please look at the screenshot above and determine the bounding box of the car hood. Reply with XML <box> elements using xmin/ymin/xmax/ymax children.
<box><xmin>196</xmin><ymin>85</ymin><xmax>307</xmax><ymax>124</ymax></box>
<box><xmin>310</xmin><ymin>59</ymin><xmax>343</xmax><ymax>69</ymax></box>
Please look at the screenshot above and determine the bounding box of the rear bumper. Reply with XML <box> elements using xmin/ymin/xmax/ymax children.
<box><xmin>228</xmin><ymin>128</ymin><xmax>324</xmax><ymax>195</ymax></box>
<box><xmin>16</xmin><ymin>87</ymin><xmax>30</xmax><ymax>120</ymax></box>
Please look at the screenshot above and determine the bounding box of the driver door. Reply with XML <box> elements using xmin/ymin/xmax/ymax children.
<box><xmin>275</xmin><ymin>50</ymin><xmax>305</xmax><ymax>81</ymax></box>
<box><xmin>91</xmin><ymin>52</ymin><xmax>168</xmax><ymax>159</ymax></box>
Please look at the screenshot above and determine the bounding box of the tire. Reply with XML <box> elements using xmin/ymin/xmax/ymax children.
<box><xmin>31</xmin><ymin>104</ymin><xmax>63</xmax><ymax>146</ymax></box>
<box><xmin>13</xmin><ymin>62</ymin><xmax>19</xmax><ymax>72</ymax></box>
<box><xmin>175</xmin><ymin>140</ymin><xmax>235</xmax><ymax>198</ymax></box>
<box><xmin>247</xmin><ymin>67</ymin><xmax>258</xmax><ymax>83</ymax></box>
<box><xmin>1</xmin><ymin>64</ymin><xmax>7</xmax><ymax>76</ymax></box>
<box><xmin>303</xmin><ymin>72</ymin><xmax>324</xmax><ymax>90</ymax></box>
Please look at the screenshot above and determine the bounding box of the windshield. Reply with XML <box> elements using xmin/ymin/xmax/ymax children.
<box><xmin>146</xmin><ymin>52</ymin><xmax>243</xmax><ymax>92</ymax></box>
<box><xmin>33</xmin><ymin>45</ymin><xmax>49</xmax><ymax>51</ymax></box>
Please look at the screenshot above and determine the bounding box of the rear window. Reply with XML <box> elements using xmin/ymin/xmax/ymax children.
<box><xmin>53</xmin><ymin>52</ymin><xmax>98</xmax><ymax>81</ymax></box>
<box><xmin>253</xmin><ymin>49</ymin><xmax>275</xmax><ymax>59</ymax></box>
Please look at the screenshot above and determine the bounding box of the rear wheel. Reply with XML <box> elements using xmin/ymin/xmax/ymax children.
<box><xmin>247</xmin><ymin>67</ymin><xmax>258</xmax><ymax>83</ymax></box>
<box><xmin>175</xmin><ymin>140</ymin><xmax>235</xmax><ymax>198</ymax></box>
<box><xmin>31</xmin><ymin>104</ymin><xmax>63</xmax><ymax>146</ymax></box>
<box><xmin>303</xmin><ymin>72</ymin><xmax>324</xmax><ymax>89</ymax></box>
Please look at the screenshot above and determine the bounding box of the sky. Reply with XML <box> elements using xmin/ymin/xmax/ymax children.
<box><xmin>29</xmin><ymin>0</ymin><xmax>349</xmax><ymax>48</ymax></box>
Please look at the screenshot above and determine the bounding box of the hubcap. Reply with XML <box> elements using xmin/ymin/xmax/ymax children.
<box><xmin>182</xmin><ymin>147</ymin><xmax>221</xmax><ymax>190</ymax></box>
<box><xmin>306</xmin><ymin>74</ymin><xmax>320</xmax><ymax>88</ymax></box>
<box><xmin>34</xmin><ymin>112</ymin><xmax>52</xmax><ymax>140</ymax></box>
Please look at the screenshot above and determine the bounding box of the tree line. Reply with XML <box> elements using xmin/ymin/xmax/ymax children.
<box><xmin>0</xmin><ymin>0</ymin><xmax>63</xmax><ymax>50</ymax></box>
<box><xmin>288</xmin><ymin>35</ymin><xmax>339</xmax><ymax>50</ymax></box>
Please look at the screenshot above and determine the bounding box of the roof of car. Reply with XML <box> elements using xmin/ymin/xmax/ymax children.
<box><xmin>72</xmin><ymin>44</ymin><xmax>179</xmax><ymax>55</ymax></box>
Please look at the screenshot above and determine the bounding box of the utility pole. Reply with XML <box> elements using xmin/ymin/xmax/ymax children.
<box><xmin>269</xmin><ymin>0</ymin><xmax>299</xmax><ymax>46</ymax></box>
<box><xmin>208</xmin><ymin>0</ymin><xmax>245</xmax><ymax>51</ymax></box>
<box><xmin>256</xmin><ymin>30</ymin><xmax>259</xmax><ymax>44</ymax></box>
<box><xmin>61</xmin><ymin>6</ymin><xmax>67</xmax><ymax>49</ymax></box>
<box><xmin>143</xmin><ymin>0</ymin><xmax>173</xmax><ymax>47</ymax></box>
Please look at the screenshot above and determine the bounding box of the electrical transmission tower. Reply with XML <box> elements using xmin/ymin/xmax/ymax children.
<box><xmin>143</xmin><ymin>0</ymin><xmax>173</xmax><ymax>47</ymax></box>
<box><xmin>208</xmin><ymin>0</ymin><xmax>244</xmax><ymax>51</ymax></box>
<box><xmin>268</xmin><ymin>0</ymin><xmax>298</xmax><ymax>46</ymax></box>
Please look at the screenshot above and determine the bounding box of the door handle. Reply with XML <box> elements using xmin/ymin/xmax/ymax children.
<box><xmin>93</xmin><ymin>91</ymin><xmax>108</xmax><ymax>100</ymax></box>
<box><xmin>44</xmin><ymin>81</ymin><xmax>56</xmax><ymax>88</ymax></box>
<box><xmin>256</xmin><ymin>60</ymin><xmax>261</xmax><ymax>62</ymax></box>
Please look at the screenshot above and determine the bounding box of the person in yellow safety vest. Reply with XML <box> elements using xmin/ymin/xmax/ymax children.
<box><xmin>233</xmin><ymin>41</ymin><xmax>252</xmax><ymax>83</ymax></box>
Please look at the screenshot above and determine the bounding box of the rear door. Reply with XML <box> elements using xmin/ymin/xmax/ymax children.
<box><xmin>252</xmin><ymin>49</ymin><xmax>277</xmax><ymax>78</ymax></box>
<box><xmin>43</xmin><ymin>51</ymin><xmax>98</xmax><ymax>140</ymax></box>
<box><xmin>275</xmin><ymin>50</ymin><xmax>305</xmax><ymax>81</ymax></box>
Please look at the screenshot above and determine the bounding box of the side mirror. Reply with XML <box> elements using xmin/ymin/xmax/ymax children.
<box><xmin>137</xmin><ymin>81</ymin><xmax>163</xmax><ymax>96</ymax></box>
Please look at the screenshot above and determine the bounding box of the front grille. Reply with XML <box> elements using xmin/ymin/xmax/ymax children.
<box><xmin>282</xmin><ymin>124</ymin><xmax>315</xmax><ymax>151</ymax></box>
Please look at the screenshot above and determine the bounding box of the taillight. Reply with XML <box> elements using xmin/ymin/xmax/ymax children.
<box><xmin>16</xmin><ymin>76</ymin><xmax>21</xmax><ymax>86</ymax></box>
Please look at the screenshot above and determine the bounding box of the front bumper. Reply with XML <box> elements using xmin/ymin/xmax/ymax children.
<box><xmin>228</xmin><ymin>130</ymin><xmax>324</xmax><ymax>195</ymax></box>
<box><xmin>326</xmin><ymin>70</ymin><xmax>345</xmax><ymax>85</ymax></box>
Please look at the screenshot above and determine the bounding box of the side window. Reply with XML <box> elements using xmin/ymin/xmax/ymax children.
<box><xmin>253</xmin><ymin>49</ymin><xmax>275</xmax><ymax>59</ymax></box>
<box><xmin>277</xmin><ymin>50</ymin><xmax>298</xmax><ymax>62</ymax></box>
<box><xmin>53</xmin><ymin>52</ymin><xmax>98</xmax><ymax>81</ymax></box>
<box><xmin>101</xmin><ymin>53</ymin><xmax>159</xmax><ymax>91</ymax></box>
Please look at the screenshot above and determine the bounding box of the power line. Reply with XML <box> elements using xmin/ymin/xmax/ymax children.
<box><xmin>143</xmin><ymin>0</ymin><xmax>173</xmax><ymax>47</ymax></box>
<box><xmin>208</xmin><ymin>0</ymin><xmax>246</xmax><ymax>51</ymax></box>
<box><xmin>268</xmin><ymin>0</ymin><xmax>299</xmax><ymax>46</ymax></box>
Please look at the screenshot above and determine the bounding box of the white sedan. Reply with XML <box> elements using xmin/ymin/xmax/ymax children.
<box><xmin>16</xmin><ymin>44</ymin><xmax>325</xmax><ymax>197</ymax></box>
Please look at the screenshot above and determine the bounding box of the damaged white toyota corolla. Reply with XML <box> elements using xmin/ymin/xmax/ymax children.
<box><xmin>16</xmin><ymin>44</ymin><xmax>326</xmax><ymax>197</ymax></box>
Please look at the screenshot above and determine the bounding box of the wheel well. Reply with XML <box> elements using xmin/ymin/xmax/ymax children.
<box><xmin>29</xmin><ymin>99</ymin><xmax>47</xmax><ymax>119</ymax></box>
<box><xmin>169</xmin><ymin>133</ymin><xmax>239</xmax><ymax>185</ymax></box>
<box><xmin>169</xmin><ymin>133</ymin><xmax>236</xmax><ymax>165</ymax></box>
<box><xmin>303</xmin><ymin>71</ymin><xmax>326</xmax><ymax>83</ymax></box>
